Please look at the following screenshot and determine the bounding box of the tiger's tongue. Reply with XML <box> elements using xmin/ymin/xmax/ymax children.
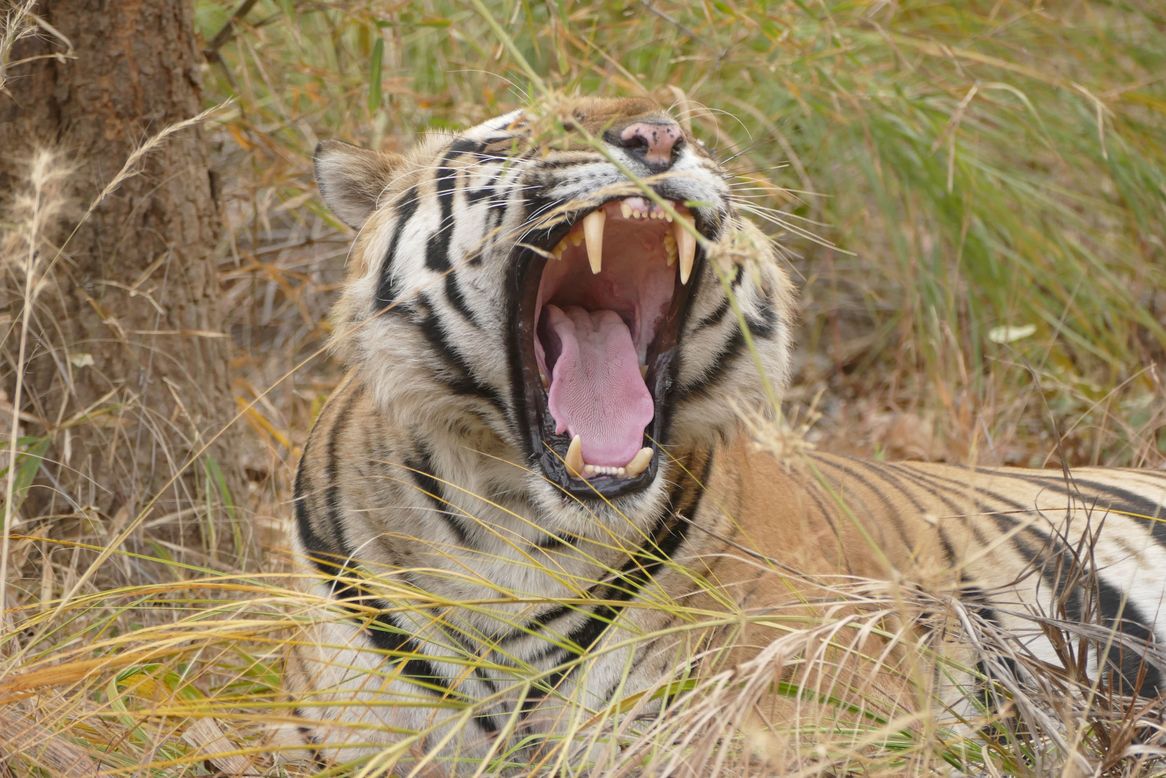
<box><xmin>545</xmin><ymin>305</ymin><xmax>653</xmax><ymax>467</ymax></box>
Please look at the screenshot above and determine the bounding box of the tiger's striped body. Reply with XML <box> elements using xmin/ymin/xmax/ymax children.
<box><xmin>288</xmin><ymin>96</ymin><xmax>1166</xmax><ymax>772</ymax></box>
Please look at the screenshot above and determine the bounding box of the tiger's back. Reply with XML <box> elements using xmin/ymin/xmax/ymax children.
<box><xmin>287</xmin><ymin>94</ymin><xmax>1166</xmax><ymax>773</ymax></box>
<box><xmin>730</xmin><ymin>448</ymin><xmax>1166</xmax><ymax>694</ymax></box>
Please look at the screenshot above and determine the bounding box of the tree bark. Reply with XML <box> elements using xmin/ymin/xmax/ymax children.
<box><xmin>0</xmin><ymin>0</ymin><xmax>248</xmax><ymax>559</ymax></box>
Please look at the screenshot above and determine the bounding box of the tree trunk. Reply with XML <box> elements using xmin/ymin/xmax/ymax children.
<box><xmin>0</xmin><ymin>0</ymin><xmax>248</xmax><ymax>562</ymax></box>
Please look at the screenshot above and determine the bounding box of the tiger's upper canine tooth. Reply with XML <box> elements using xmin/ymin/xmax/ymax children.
<box><xmin>565</xmin><ymin>434</ymin><xmax>585</xmax><ymax>477</ymax></box>
<box><xmin>672</xmin><ymin>218</ymin><xmax>696</xmax><ymax>285</ymax></box>
<box><xmin>583</xmin><ymin>209</ymin><xmax>605</xmax><ymax>275</ymax></box>
<box><xmin>624</xmin><ymin>447</ymin><xmax>654</xmax><ymax>477</ymax></box>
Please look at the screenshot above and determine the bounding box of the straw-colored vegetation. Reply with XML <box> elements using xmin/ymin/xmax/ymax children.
<box><xmin>2</xmin><ymin>1</ymin><xmax>1164</xmax><ymax>775</ymax></box>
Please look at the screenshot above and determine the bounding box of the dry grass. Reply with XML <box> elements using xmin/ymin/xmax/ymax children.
<box><xmin>1</xmin><ymin>0</ymin><xmax>1164</xmax><ymax>775</ymax></box>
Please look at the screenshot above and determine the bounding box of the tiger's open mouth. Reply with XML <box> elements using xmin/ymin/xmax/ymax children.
<box><xmin>513</xmin><ymin>196</ymin><xmax>703</xmax><ymax>499</ymax></box>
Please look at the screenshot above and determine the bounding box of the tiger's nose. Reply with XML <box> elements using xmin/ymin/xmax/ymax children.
<box><xmin>616</xmin><ymin>120</ymin><xmax>684</xmax><ymax>170</ymax></box>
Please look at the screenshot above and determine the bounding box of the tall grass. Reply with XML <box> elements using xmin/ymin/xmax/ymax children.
<box><xmin>1</xmin><ymin>1</ymin><xmax>1163</xmax><ymax>775</ymax></box>
<box><xmin>198</xmin><ymin>0</ymin><xmax>1165</xmax><ymax>465</ymax></box>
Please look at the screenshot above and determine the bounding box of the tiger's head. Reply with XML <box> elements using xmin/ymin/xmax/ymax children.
<box><xmin>315</xmin><ymin>95</ymin><xmax>794</xmax><ymax>521</ymax></box>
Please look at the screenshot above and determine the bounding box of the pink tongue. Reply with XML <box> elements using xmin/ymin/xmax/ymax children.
<box><xmin>544</xmin><ymin>305</ymin><xmax>653</xmax><ymax>467</ymax></box>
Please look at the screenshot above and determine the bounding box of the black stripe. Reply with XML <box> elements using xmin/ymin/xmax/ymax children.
<box><xmin>884</xmin><ymin>463</ymin><xmax>993</xmax><ymax>566</ymax></box>
<box><xmin>405</xmin><ymin>444</ymin><xmax>474</xmax><ymax>547</ymax></box>
<box><xmin>679</xmin><ymin>270</ymin><xmax>783</xmax><ymax>401</ymax></box>
<box><xmin>678</xmin><ymin>329</ymin><xmax>745</xmax><ymax>400</ymax></box>
<box><xmin>1094</xmin><ymin>578</ymin><xmax>1162</xmax><ymax>695</ymax></box>
<box><xmin>812</xmin><ymin>457</ymin><xmax>915</xmax><ymax>552</ymax></box>
<box><xmin>534</xmin><ymin>532</ymin><xmax>568</xmax><ymax>550</ymax></box>
<box><xmin>935</xmin><ymin>468</ymin><xmax>1164</xmax><ymax>596</ymax></box>
<box><xmin>443</xmin><ymin>272</ymin><xmax>481</xmax><ymax>328</ymax></box>
<box><xmin>292</xmin><ymin>431</ymin><xmax>318</xmax><ymax>554</ymax></box>
<box><xmin>425</xmin><ymin>217</ymin><xmax>454</xmax><ymax>272</ymax></box>
<box><xmin>934</xmin><ymin>523</ymin><xmax>960</xmax><ymax>577</ymax></box>
<box><xmin>466</xmin><ymin>177</ymin><xmax>496</xmax><ymax>204</ymax></box>
<box><xmin>890</xmin><ymin>464</ymin><xmax>1055</xmax><ymax>574</ymax></box>
<box><xmin>800</xmin><ymin>475</ymin><xmax>855</xmax><ymax>570</ymax></box>
<box><xmin>751</xmin><ymin>302</ymin><xmax>778</xmax><ymax>339</ymax></box>
<box><xmin>1050</xmin><ymin>475</ymin><xmax>1166</xmax><ymax>548</ymax></box>
<box><xmin>480</xmin><ymin>133</ymin><xmax>515</xmax><ymax>146</ymax></box>
<box><xmin>861</xmin><ymin>460</ymin><xmax>962</xmax><ymax>566</ymax></box>
<box><xmin>958</xmin><ymin>585</ymin><xmax>1022</xmax><ymax>713</ymax></box>
<box><xmin>291</xmin><ymin>711</ymin><xmax>327</xmax><ymax>770</ymax></box>
<box><xmin>390</xmin><ymin>568</ymin><xmax>505</xmax><ymax>710</ymax></box>
<box><xmin>1126</xmin><ymin>471</ymin><xmax>1166</xmax><ymax>488</ymax></box>
<box><xmin>416</xmin><ymin>311</ymin><xmax>507</xmax><ymax>415</ymax></box>
<box><xmin>728</xmin><ymin>263</ymin><xmax>744</xmax><ymax>288</ymax></box>
<box><xmin>470</xmin><ymin>203</ymin><xmax>504</xmax><ymax>267</ymax></box>
<box><xmin>694</xmin><ymin>297</ymin><xmax>730</xmax><ymax>332</ymax></box>
<box><xmin>374</xmin><ymin>186</ymin><xmax>420</xmax><ymax>314</ymax></box>
<box><xmin>529</xmin><ymin>463</ymin><xmax>707</xmax><ymax>654</ymax></box>
<box><xmin>511</xmin><ymin>594</ymin><xmax>577</xmax><ymax>637</ymax></box>
<box><xmin>863</xmin><ymin>459</ymin><xmax>952</xmax><ymax>565</ymax></box>
<box><xmin>678</xmin><ymin>268</ymin><xmax>778</xmax><ymax>402</ymax></box>
<box><xmin>694</xmin><ymin>264</ymin><xmax>742</xmax><ymax>333</ymax></box>
<box><xmin>890</xmin><ymin>465</ymin><xmax>1037</xmax><ymax>534</ymax></box>
<box><xmin>362</xmin><ymin>610</ymin><xmax>467</xmax><ymax>698</ymax></box>
<box><xmin>900</xmin><ymin>466</ymin><xmax>1012</xmax><ymax>569</ymax></box>
<box><xmin>426</xmin><ymin>139</ymin><xmax>485</xmax><ymax>272</ymax></box>
<box><xmin>317</xmin><ymin>387</ymin><xmax>362</xmax><ymax>566</ymax></box>
<box><xmin>596</xmin><ymin>629</ymin><xmax>700</xmax><ymax>715</ymax></box>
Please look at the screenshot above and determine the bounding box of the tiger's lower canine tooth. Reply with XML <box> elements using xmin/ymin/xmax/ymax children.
<box><xmin>624</xmin><ymin>447</ymin><xmax>653</xmax><ymax>477</ymax></box>
<box><xmin>673</xmin><ymin>218</ymin><xmax>696</xmax><ymax>284</ymax></box>
<box><xmin>565</xmin><ymin>434</ymin><xmax>585</xmax><ymax>477</ymax></box>
<box><xmin>583</xmin><ymin>209</ymin><xmax>605</xmax><ymax>275</ymax></box>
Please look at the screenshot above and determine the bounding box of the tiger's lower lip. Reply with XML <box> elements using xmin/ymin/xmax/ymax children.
<box><xmin>556</xmin><ymin>434</ymin><xmax>654</xmax><ymax>480</ymax></box>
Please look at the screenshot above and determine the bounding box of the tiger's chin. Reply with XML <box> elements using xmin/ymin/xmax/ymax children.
<box><xmin>512</xmin><ymin>195</ymin><xmax>707</xmax><ymax>501</ymax></box>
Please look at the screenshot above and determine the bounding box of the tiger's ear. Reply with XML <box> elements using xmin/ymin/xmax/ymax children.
<box><xmin>314</xmin><ymin>140</ymin><xmax>404</xmax><ymax>229</ymax></box>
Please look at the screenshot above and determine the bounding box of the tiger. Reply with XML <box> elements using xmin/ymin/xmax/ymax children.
<box><xmin>286</xmin><ymin>94</ymin><xmax>1166</xmax><ymax>775</ymax></box>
